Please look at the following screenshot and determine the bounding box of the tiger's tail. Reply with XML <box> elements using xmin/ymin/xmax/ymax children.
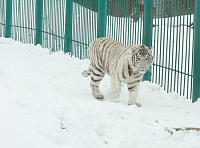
<box><xmin>81</xmin><ymin>64</ymin><xmax>91</xmax><ymax>77</ymax></box>
<box><xmin>81</xmin><ymin>69</ymin><xmax>91</xmax><ymax>77</ymax></box>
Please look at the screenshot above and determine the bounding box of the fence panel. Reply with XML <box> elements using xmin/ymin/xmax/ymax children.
<box><xmin>106</xmin><ymin>0</ymin><xmax>144</xmax><ymax>46</ymax></box>
<box><xmin>0</xmin><ymin>0</ymin><xmax>6</xmax><ymax>37</ymax></box>
<box><xmin>11</xmin><ymin>0</ymin><xmax>36</xmax><ymax>44</ymax></box>
<box><xmin>72</xmin><ymin>0</ymin><xmax>98</xmax><ymax>59</ymax></box>
<box><xmin>42</xmin><ymin>0</ymin><xmax>65</xmax><ymax>51</ymax></box>
<box><xmin>152</xmin><ymin>0</ymin><xmax>194</xmax><ymax>99</ymax></box>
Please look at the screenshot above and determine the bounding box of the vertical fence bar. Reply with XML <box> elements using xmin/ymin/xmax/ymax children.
<box><xmin>64</xmin><ymin>0</ymin><xmax>73</xmax><ymax>53</ymax></box>
<box><xmin>193</xmin><ymin>0</ymin><xmax>200</xmax><ymax>102</ymax></box>
<box><xmin>5</xmin><ymin>0</ymin><xmax>12</xmax><ymax>38</ymax></box>
<box><xmin>35</xmin><ymin>0</ymin><xmax>43</xmax><ymax>45</ymax></box>
<box><xmin>142</xmin><ymin>0</ymin><xmax>153</xmax><ymax>81</ymax></box>
<box><xmin>97</xmin><ymin>0</ymin><xmax>107</xmax><ymax>38</ymax></box>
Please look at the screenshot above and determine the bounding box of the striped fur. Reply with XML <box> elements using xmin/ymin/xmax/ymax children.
<box><xmin>82</xmin><ymin>37</ymin><xmax>153</xmax><ymax>106</ymax></box>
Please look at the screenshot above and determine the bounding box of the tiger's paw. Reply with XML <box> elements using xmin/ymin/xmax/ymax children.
<box><xmin>108</xmin><ymin>91</ymin><xmax>120</xmax><ymax>99</ymax></box>
<box><xmin>135</xmin><ymin>103</ymin><xmax>142</xmax><ymax>107</ymax></box>
<box><xmin>93</xmin><ymin>93</ymin><xmax>104</xmax><ymax>100</ymax></box>
<box><xmin>128</xmin><ymin>102</ymin><xmax>142</xmax><ymax>107</ymax></box>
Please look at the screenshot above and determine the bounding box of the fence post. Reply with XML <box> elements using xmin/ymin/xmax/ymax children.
<box><xmin>5</xmin><ymin>0</ymin><xmax>12</xmax><ymax>38</ymax></box>
<box><xmin>64</xmin><ymin>0</ymin><xmax>73</xmax><ymax>53</ymax></box>
<box><xmin>193</xmin><ymin>0</ymin><xmax>200</xmax><ymax>103</ymax></box>
<box><xmin>35</xmin><ymin>0</ymin><xmax>43</xmax><ymax>45</ymax></box>
<box><xmin>142</xmin><ymin>0</ymin><xmax>154</xmax><ymax>81</ymax></box>
<box><xmin>97</xmin><ymin>0</ymin><xmax>107</xmax><ymax>38</ymax></box>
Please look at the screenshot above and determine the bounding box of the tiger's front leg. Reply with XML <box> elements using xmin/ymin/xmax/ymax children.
<box><xmin>108</xmin><ymin>76</ymin><xmax>121</xmax><ymax>99</ymax></box>
<box><xmin>127</xmin><ymin>81</ymin><xmax>142</xmax><ymax>107</ymax></box>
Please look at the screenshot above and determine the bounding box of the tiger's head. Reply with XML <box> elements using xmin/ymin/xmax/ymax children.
<box><xmin>128</xmin><ymin>45</ymin><xmax>153</xmax><ymax>74</ymax></box>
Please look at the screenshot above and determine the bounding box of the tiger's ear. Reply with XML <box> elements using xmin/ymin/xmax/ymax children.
<box><xmin>126</xmin><ymin>47</ymin><xmax>133</xmax><ymax>55</ymax></box>
<box><xmin>127</xmin><ymin>46</ymin><xmax>139</xmax><ymax>56</ymax></box>
<box><xmin>148</xmin><ymin>46</ymin><xmax>153</xmax><ymax>53</ymax></box>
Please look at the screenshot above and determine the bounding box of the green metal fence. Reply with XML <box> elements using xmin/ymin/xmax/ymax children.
<box><xmin>106</xmin><ymin>0</ymin><xmax>144</xmax><ymax>45</ymax></box>
<box><xmin>0</xmin><ymin>0</ymin><xmax>199</xmax><ymax>102</ymax></box>
<box><xmin>0</xmin><ymin>0</ymin><xmax>6</xmax><ymax>37</ymax></box>
<box><xmin>42</xmin><ymin>0</ymin><xmax>65</xmax><ymax>51</ymax></box>
<box><xmin>152</xmin><ymin>0</ymin><xmax>195</xmax><ymax>100</ymax></box>
<box><xmin>12</xmin><ymin>0</ymin><xmax>36</xmax><ymax>43</ymax></box>
<box><xmin>72</xmin><ymin>0</ymin><xmax>98</xmax><ymax>59</ymax></box>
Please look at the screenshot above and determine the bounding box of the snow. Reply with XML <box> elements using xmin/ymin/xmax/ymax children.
<box><xmin>0</xmin><ymin>37</ymin><xmax>200</xmax><ymax>148</ymax></box>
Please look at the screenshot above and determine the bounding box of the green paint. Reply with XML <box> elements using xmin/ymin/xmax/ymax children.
<box><xmin>97</xmin><ymin>0</ymin><xmax>107</xmax><ymax>38</ymax></box>
<box><xmin>5</xmin><ymin>0</ymin><xmax>12</xmax><ymax>38</ymax></box>
<box><xmin>35</xmin><ymin>0</ymin><xmax>43</xmax><ymax>45</ymax></box>
<box><xmin>64</xmin><ymin>0</ymin><xmax>73</xmax><ymax>53</ymax></box>
<box><xmin>142</xmin><ymin>0</ymin><xmax>154</xmax><ymax>81</ymax></box>
<box><xmin>193</xmin><ymin>0</ymin><xmax>200</xmax><ymax>103</ymax></box>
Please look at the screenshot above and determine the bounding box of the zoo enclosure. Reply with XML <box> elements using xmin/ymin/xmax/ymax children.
<box><xmin>0</xmin><ymin>0</ymin><xmax>199</xmax><ymax>102</ymax></box>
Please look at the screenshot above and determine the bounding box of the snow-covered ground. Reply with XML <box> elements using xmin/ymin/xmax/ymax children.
<box><xmin>0</xmin><ymin>37</ymin><xmax>200</xmax><ymax>148</ymax></box>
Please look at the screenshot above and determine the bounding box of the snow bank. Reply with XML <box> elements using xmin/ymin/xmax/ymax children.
<box><xmin>0</xmin><ymin>37</ymin><xmax>199</xmax><ymax>148</ymax></box>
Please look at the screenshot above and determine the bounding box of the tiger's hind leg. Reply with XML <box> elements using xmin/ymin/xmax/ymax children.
<box><xmin>90</xmin><ymin>67</ymin><xmax>105</xmax><ymax>100</ymax></box>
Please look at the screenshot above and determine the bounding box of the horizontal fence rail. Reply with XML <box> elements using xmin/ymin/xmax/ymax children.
<box><xmin>0</xmin><ymin>0</ymin><xmax>199</xmax><ymax>102</ymax></box>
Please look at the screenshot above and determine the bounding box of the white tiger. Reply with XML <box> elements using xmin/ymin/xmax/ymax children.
<box><xmin>82</xmin><ymin>37</ymin><xmax>153</xmax><ymax>106</ymax></box>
